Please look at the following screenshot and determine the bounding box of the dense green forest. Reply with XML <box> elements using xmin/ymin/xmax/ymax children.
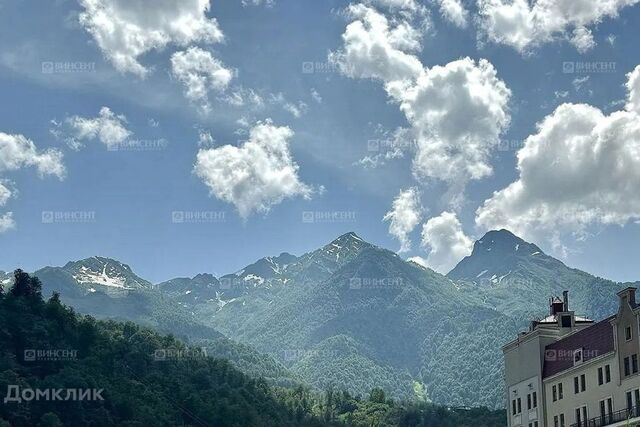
<box><xmin>0</xmin><ymin>270</ymin><xmax>505</xmax><ymax>426</ymax></box>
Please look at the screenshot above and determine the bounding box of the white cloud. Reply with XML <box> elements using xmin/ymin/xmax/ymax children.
<box><xmin>0</xmin><ymin>133</ymin><xmax>65</xmax><ymax>233</ymax></box>
<box><xmin>383</xmin><ymin>187</ymin><xmax>423</xmax><ymax>252</ymax></box>
<box><xmin>222</xmin><ymin>87</ymin><xmax>265</xmax><ymax>109</ymax></box>
<box><xmin>0</xmin><ymin>133</ymin><xmax>65</xmax><ymax>178</ymax></box>
<box><xmin>476</xmin><ymin>65</ymin><xmax>640</xmax><ymax>245</ymax></box>
<box><xmin>170</xmin><ymin>46</ymin><xmax>234</xmax><ymax>111</ymax></box>
<box><xmin>626</xmin><ymin>65</ymin><xmax>640</xmax><ymax>113</ymax></box>
<box><xmin>329</xmin><ymin>4</ymin><xmax>424</xmax><ymax>82</ymax></box>
<box><xmin>0</xmin><ymin>212</ymin><xmax>15</xmax><ymax>233</ymax></box>
<box><xmin>572</xmin><ymin>75</ymin><xmax>590</xmax><ymax>92</ymax></box>
<box><xmin>332</xmin><ymin>5</ymin><xmax>511</xmax><ymax>203</ymax></box>
<box><xmin>197</xmin><ymin>130</ymin><xmax>215</xmax><ymax>147</ymax></box>
<box><xmin>570</xmin><ymin>27</ymin><xmax>595</xmax><ymax>53</ymax></box>
<box><xmin>78</xmin><ymin>0</ymin><xmax>224</xmax><ymax>76</ymax></box>
<box><xmin>387</xmin><ymin>58</ymin><xmax>511</xmax><ymax>194</ymax></box>
<box><xmin>367</xmin><ymin>0</ymin><xmax>421</xmax><ymax>10</ymax></box>
<box><xmin>194</xmin><ymin>119</ymin><xmax>313</xmax><ymax>218</ymax></box>
<box><xmin>51</xmin><ymin>107</ymin><xmax>131</xmax><ymax>150</ymax></box>
<box><xmin>407</xmin><ymin>255</ymin><xmax>428</xmax><ymax>268</ymax></box>
<box><xmin>242</xmin><ymin>0</ymin><xmax>275</xmax><ymax>6</ymax></box>
<box><xmin>477</xmin><ymin>0</ymin><xmax>639</xmax><ymax>53</ymax></box>
<box><xmin>311</xmin><ymin>88</ymin><xmax>323</xmax><ymax>104</ymax></box>
<box><xmin>419</xmin><ymin>211</ymin><xmax>472</xmax><ymax>273</ymax></box>
<box><xmin>270</xmin><ymin>93</ymin><xmax>308</xmax><ymax>118</ymax></box>
<box><xmin>437</xmin><ymin>0</ymin><xmax>469</xmax><ymax>28</ymax></box>
<box><xmin>0</xmin><ymin>180</ymin><xmax>12</xmax><ymax>207</ymax></box>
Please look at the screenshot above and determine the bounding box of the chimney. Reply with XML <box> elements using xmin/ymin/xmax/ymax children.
<box><xmin>563</xmin><ymin>291</ymin><xmax>569</xmax><ymax>311</ymax></box>
<box><xmin>617</xmin><ymin>287</ymin><xmax>637</xmax><ymax>309</ymax></box>
<box><xmin>550</xmin><ymin>296</ymin><xmax>564</xmax><ymax>315</ymax></box>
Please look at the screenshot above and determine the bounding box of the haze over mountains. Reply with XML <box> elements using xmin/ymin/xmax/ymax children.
<box><xmin>5</xmin><ymin>229</ymin><xmax>635</xmax><ymax>408</ymax></box>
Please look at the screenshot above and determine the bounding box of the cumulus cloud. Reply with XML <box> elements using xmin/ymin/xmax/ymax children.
<box><xmin>476</xmin><ymin>65</ymin><xmax>640</xmax><ymax>245</ymax></box>
<box><xmin>0</xmin><ymin>133</ymin><xmax>65</xmax><ymax>233</ymax></box>
<box><xmin>419</xmin><ymin>211</ymin><xmax>472</xmax><ymax>273</ymax></box>
<box><xmin>78</xmin><ymin>0</ymin><xmax>224</xmax><ymax>76</ymax></box>
<box><xmin>170</xmin><ymin>46</ymin><xmax>234</xmax><ymax>112</ymax></box>
<box><xmin>329</xmin><ymin>4</ymin><xmax>424</xmax><ymax>82</ymax></box>
<box><xmin>477</xmin><ymin>0</ymin><xmax>639</xmax><ymax>53</ymax></box>
<box><xmin>0</xmin><ymin>133</ymin><xmax>65</xmax><ymax>178</ymax></box>
<box><xmin>332</xmin><ymin>5</ymin><xmax>511</xmax><ymax>203</ymax></box>
<box><xmin>383</xmin><ymin>187</ymin><xmax>423</xmax><ymax>252</ymax></box>
<box><xmin>387</xmin><ymin>58</ymin><xmax>511</xmax><ymax>193</ymax></box>
<box><xmin>51</xmin><ymin>107</ymin><xmax>132</xmax><ymax>150</ymax></box>
<box><xmin>194</xmin><ymin>120</ymin><xmax>313</xmax><ymax>219</ymax></box>
<box><xmin>627</xmin><ymin>65</ymin><xmax>640</xmax><ymax>113</ymax></box>
<box><xmin>437</xmin><ymin>0</ymin><xmax>469</xmax><ymax>28</ymax></box>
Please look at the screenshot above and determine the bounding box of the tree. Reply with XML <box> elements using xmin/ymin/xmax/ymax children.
<box><xmin>10</xmin><ymin>269</ymin><xmax>42</xmax><ymax>298</ymax></box>
<box><xmin>369</xmin><ymin>388</ymin><xmax>386</xmax><ymax>404</ymax></box>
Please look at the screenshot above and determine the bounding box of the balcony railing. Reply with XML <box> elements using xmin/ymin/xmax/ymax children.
<box><xmin>570</xmin><ymin>405</ymin><xmax>640</xmax><ymax>427</ymax></box>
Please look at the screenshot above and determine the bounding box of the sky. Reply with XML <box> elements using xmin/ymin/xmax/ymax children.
<box><xmin>1</xmin><ymin>0</ymin><xmax>640</xmax><ymax>284</ymax></box>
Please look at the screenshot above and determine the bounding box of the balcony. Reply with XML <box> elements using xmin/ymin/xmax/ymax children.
<box><xmin>570</xmin><ymin>405</ymin><xmax>640</xmax><ymax>427</ymax></box>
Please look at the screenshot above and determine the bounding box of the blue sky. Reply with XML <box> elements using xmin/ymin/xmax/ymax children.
<box><xmin>1</xmin><ymin>0</ymin><xmax>640</xmax><ymax>283</ymax></box>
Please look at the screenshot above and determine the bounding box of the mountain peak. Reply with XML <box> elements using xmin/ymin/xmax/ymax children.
<box><xmin>331</xmin><ymin>231</ymin><xmax>365</xmax><ymax>244</ymax></box>
<box><xmin>447</xmin><ymin>229</ymin><xmax>545</xmax><ymax>282</ymax></box>
<box><xmin>60</xmin><ymin>256</ymin><xmax>151</xmax><ymax>291</ymax></box>
<box><xmin>473</xmin><ymin>229</ymin><xmax>541</xmax><ymax>257</ymax></box>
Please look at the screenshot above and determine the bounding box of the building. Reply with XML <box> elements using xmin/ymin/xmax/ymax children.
<box><xmin>503</xmin><ymin>288</ymin><xmax>640</xmax><ymax>427</ymax></box>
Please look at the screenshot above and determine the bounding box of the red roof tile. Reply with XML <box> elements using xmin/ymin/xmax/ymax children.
<box><xmin>543</xmin><ymin>316</ymin><xmax>615</xmax><ymax>378</ymax></box>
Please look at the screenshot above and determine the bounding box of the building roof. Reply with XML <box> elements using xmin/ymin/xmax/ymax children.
<box><xmin>543</xmin><ymin>315</ymin><xmax>615</xmax><ymax>379</ymax></box>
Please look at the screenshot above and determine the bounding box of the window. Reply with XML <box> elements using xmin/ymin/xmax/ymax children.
<box><xmin>560</xmin><ymin>414</ymin><xmax>565</xmax><ymax>427</ymax></box>
<box><xmin>626</xmin><ymin>325</ymin><xmax>632</xmax><ymax>341</ymax></box>
<box><xmin>554</xmin><ymin>415</ymin><xmax>559</xmax><ymax>427</ymax></box>
<box><xmin>527</xmin><ymin>393</ymin><xmax>531</xmax><ymax>410</ymax></box>
<box><xmin>553</xmin><ymin>385</ymin><xmax>557</xmax><ymax>402</ymax></box>
<box><xmin>573</xmin><ymin>348</ymin><xmax>583</xmax><ymax>365</ymax></box>
<box><xmin>626</xmin><ymin>389</ymin><xmax>640</xmax><ymax>411</ymax></box>
<box><xmin>558</xmin><ymin>382</ymin><xmax>563</xmax><ymax>399</ymax></box>
<box><xmin>605</xmin><ymin>364</ymin><xmax>611</xmax><ymax>383</ymax></box>
<box><xmin>512</xmin><ymin>399</ymin><xmax>517</xmax><ymax>415</ymax></box>
<box><xmin>575</xmin><ymin>406</ymin><xmax>587</xmax><ymax>426</ymax></box>
<box><xmin>574</xmin><ymin>376</ymin><xmax>579</xmax><ymax>394</ymax></box>
<box><xmin>533</xmin><ymin>391</ymin><xmax>537</xmax><ymax>408</ymax></box>
<box><xmin>561</xmin><ymin>315</ymin><xmax>571</xmax><ymax>327</ymax></box>
<box><xmin>625</xmin><ymin>356</ymin><xmax>631</xmax><ymax>376</ymax></box>
<box><xmin>580</xmin><ymin>374</ymin><xmax>586</xmax><ymax>392</ymax></box>
<box><xmin>600</xmin><ymin>398</ymin><xmax>613</xmax><ymax>422</ymax></box>
<box><xmin>633</xmin><ymin>354</ymin><xmax>638</xmax><ymax>374</ymax></box>
<box><xmin>598</xmin><ymin>367</ymin><xmax>604</xmax><ymax>385</ymax></box>
<box><xmin>517</xmin><ymin>397</ymin><xmax>522</xmax><ymax>414</ymax></box>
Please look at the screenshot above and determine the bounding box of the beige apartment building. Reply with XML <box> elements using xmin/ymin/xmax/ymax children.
<box><xmin>504</xmin><ymin>288</ymin><xmax>640</xmax><ymax>427</ymax></box>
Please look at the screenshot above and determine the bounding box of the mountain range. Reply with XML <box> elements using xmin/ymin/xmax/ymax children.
<box><xmin>8</xmin><ymin>229</ymin><xmax>636</xmax><ymax>409</ymax></box>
